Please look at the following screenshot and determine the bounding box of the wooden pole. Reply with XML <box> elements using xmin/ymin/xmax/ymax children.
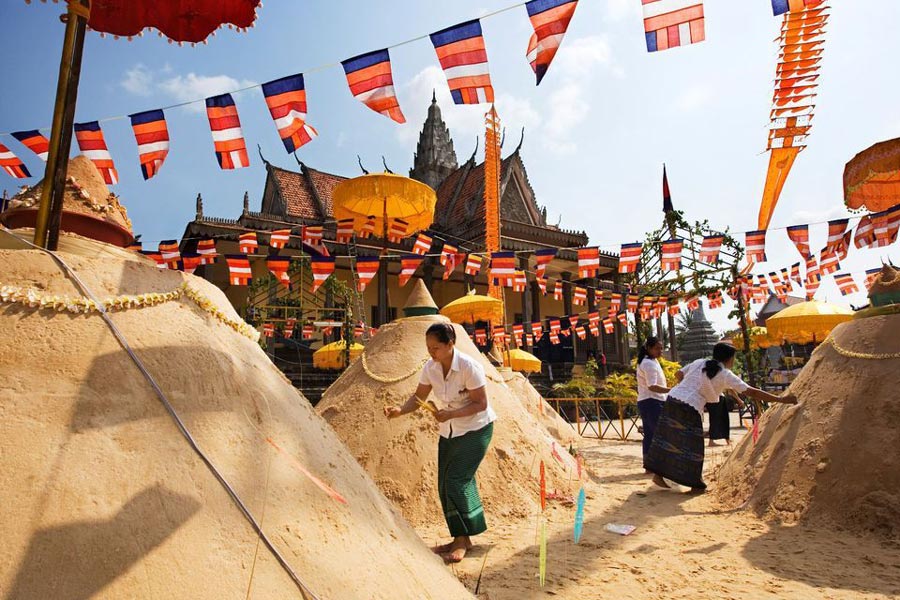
<box><xmin>733</xmin><ymin>266</ymin><xmax>757</xmax><ymax>388</ymax></box>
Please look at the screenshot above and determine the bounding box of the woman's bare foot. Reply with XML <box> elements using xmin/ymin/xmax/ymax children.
<box><xmin>442</xmin><ymin>536</ymin><xmax>472</xmax><ymax>564</ymax></box>
<box><xmin>651</xmin><ymin>474</ymin><xmax>670</xmax><ymax>489</ymax></box>
<box><xmin>431</xmin><ymin>542</ymin><xmax>453</xmax><ymax>554</ymax></box>
<box><xmin>708</xmin><ymin>439</ymin><xmax>716</xmax><ymax>447</ymax></box>
<box><xmin>725</xmin><ymin>439</ymin><xmax>731</xmax><ymax>446</ymax></box>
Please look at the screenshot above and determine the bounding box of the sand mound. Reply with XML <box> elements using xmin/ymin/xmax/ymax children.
<box><xmin>715</xmin><ymin>314</ymin><xmax>900</xmax><ymax>539</ymax></box>
<box><xmin>500</xmin><ymin>370</ymin><xmax>575</xmax><ymax>445</ymax></box>
<box><xmin>316</xmin><ymin>315</ymin><xmax>580</xmax><ymax>528</ymax></box>
<box><xmin>0</xmin><ymin>232</ymin><xmax>471</xmax><ymax>599</ymax></box>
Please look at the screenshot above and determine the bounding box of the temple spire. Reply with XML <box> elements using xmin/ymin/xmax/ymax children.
<box><xmin>409</xmin><ymin>93</ymin><xmax>458</xmax><ymax>190</ymax></box>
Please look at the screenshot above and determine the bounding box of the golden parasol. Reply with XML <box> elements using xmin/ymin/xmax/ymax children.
<box><xmin>312</xmin><ymin>341</ymin><xmax>364</xmax><ymax>370</ymax></box>
<box><xmin>440</xmin><ymin>291</ymin><xmax>504</xmax><ymax>325</ymax></box>
<box><xmin>504</xmin><ymin>348</ymin><xmax>542</xmax><ymax>374</ymax></box>
<box><xmin>843</xmin><ymin>137</ymin><xmax>900</xmax><ymax>213</ymax></box>
<box><xmin>766</xmin><ymin>300</ymin><xmax>853</xmax><ymax>345</ymax></box>
<box><xmin>332</xmin><ymin>173</ymin><xmax>437</xmax><ymax>240</ymax></box>
<box><xmin>732</xmin><ymin>326</ymin><xmax>779</xmax><ymax>350</ymax></box>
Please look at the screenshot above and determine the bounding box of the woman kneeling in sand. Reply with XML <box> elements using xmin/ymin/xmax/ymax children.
<box><xmin>646</xmin><ymin>342</ymin><xmax>797</xmax><ymax>493</ymax></box>
<box><xmin>384</xmin><ymin>323</ymin><xmax>496</xmax><ymax>563</ymax></box>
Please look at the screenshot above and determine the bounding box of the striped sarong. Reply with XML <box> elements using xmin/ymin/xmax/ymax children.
<box><xmin>438</xmin><ymin>422</ymin><xmax>493</xmax><ymax>537</ymax></box>
<box><xmin>645</xmin><ymin>398</ymin><xmax>706</xmax><ymax>489</ymax></box>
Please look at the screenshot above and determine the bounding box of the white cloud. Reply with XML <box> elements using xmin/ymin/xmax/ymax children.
<box><xmin>158</xmin><ymin>73</ymin><xmax>257</xmax><ymax>112</ymax></box>
<box><xmin>120</xmin><ymin>64</ymin><xmax>154</xmax><ymax>96</ymax></box>
<box><xmin>675</xmin><ymin>84</ymin><xmax>714</xmax><ymax>112</ymax></box>
<box><xmin>605</xmin><ymin>0</ymin><xmax>640</xmax><ymax>23</ymax></box>
<box><xmin>789</xmin><ymin>204</ymin><xmax>853</xmax><ymax>225</ymax></box>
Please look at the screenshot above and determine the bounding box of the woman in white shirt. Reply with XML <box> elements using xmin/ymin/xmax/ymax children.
<box><xmin>384</xmin><ymin>322</ymin><xmax>497</xmax><ymax>563</ymax></box>
<box><xmin>636</xmin><ymin>337</ymin><xmax>671</xmax><ymax>471</ymax></box>
<box><xmin>646</xmin><ymin>342</ymin><xmax>797</xmax><ymax>493</ymax></box>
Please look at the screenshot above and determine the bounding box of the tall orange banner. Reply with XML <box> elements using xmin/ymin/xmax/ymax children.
<box><xmin>484</xmin><ymin>106</ymin><xmax>503</xmax><ymax>301</ymax></box>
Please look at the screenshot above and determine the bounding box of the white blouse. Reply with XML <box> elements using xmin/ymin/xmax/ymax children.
<box><xmin>636</xmin><ymin>358</ymin><xmax>667</xmax><ymax>402</ymax></box>
<box><xmin>418</xmin><ymin>348</ymin><xmax>496</xmax><ymax>439</ymax></box>
<box><xmin>668</xmin><ymin>359</ymin><xmax>749</xmax><ymax>414</ymax></box>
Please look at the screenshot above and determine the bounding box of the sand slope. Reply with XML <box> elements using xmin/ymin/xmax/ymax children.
<box><xmin>716</xmin><ymin>314</ymin><xmax>900</xmax><ymax>539</ymax></box>
<box><xmin>316</xmin><ymin>315</ymin><xmax>580</xmax><ymax>529</ymax></box>
<box><xmin>0</xmin><ymin>232</ymin><xmax>472</xmax><ymax>599</ymax></box>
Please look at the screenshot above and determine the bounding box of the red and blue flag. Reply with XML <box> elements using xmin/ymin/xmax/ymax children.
<box><xmin>342</xmin><ymin>49</ymin><xmax>406</xmax><ymax>124</ymax></box>
<box><xmin>0</xmin><ymin>142</ymin><xmax>30</xmax><ymax>179</ymax></box>
<box><xmin>525</xmin><ymin>0</ymin><xmax>578</xmax><ymax>85</ymax></box>
<box><xmin>11</xmin><ymin>130</ymin><xmax>50</xmax><ymax>161</ymax></box>
<box><xmin>261</xmin><ymin>73</ymin><xmax>318</xmax><ymax>153</ymax></box>
<box><xmin>205</xmin><ymin>93</ymin><xmax>250</xmax><ymax>170</ymax></box>
<box><xmin>129</xmin><ymin>109</ymin><xmax>169</xmax><ymax>180</ymax></box>
<box><xmin>642</xmin><ymin>0</ymin><xmax>705</xmax><ymax>53</ymax></box>
<box><xmin>430</xmin><ymin>20</ymin><xmax>494</xmax><ymax>105</ymax></box>
<box><xmin>74</xmin><ymin>121</ymin><xmax>118</xmax><ymax>184</ymax></box>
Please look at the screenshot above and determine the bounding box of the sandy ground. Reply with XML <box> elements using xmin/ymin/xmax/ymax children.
<box><xmin>419</xmin><ymin>422</ymin><xmax>900</xmax><ymax>600</ymax></box>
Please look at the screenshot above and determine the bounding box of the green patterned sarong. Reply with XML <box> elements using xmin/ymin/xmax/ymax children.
<box><xmin>438</xmin><ymin>422</ymin><xmax>493</xmax><ymax>537</ymax></box>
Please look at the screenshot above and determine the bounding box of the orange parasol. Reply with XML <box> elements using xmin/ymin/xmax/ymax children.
<box><xmin>844</xmin><ymin>137</ymin><xmax>900</xmax><ymax>213</ymax></box>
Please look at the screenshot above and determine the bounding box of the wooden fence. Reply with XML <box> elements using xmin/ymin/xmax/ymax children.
<box><xmin>548</xmin><ymin>398</ymin><xmax>641</xmax><ymax>441</ymax></box>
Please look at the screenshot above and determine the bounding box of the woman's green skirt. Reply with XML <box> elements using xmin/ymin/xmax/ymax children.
<box><xmin>437</xmin><ymin>422</ymin><xmax>494</xmax><ymax>537</ymax></box>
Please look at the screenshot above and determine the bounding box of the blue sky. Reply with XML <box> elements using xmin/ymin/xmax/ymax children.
<box><xmin>2</xmin><ymin>0</ymin><xmax>899</xmax><ymax>332</ymax></box>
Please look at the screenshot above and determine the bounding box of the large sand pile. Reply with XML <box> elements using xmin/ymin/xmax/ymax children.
<box><xmin>316</xmin><ymin>314</ymin><xmax>580</xmax><ymax>529</ymax></box>
<box><xmin>0</xmin><ymin>231</ymin><xmax>472</xmax><ymax>599</ymax></box>
<box><xmin>715</xmin><ymin>314</ymin><xmax>900</xmax><ymax>539</ymax></box>
<box><xmin>500</xmin><ymin>370</ymin><xmax>575</xmax><ymax>446</ymax></box>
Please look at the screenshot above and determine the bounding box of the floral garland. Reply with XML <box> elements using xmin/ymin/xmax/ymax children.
<box><xmin>361</xmin><ymin>351</ymin><xmax>427</xmax><ymax>383</ymax></box>
<box><xmin>0</xmin><ymin>282</ymin><xmax>259</xmax><ymax>341</ymax></box>
<box><xmin>823</xmin><ymin>335</ymin><xmax>900</xmax><ymax>360</ymax></box>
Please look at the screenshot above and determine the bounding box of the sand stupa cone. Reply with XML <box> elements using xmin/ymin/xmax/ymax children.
<box><xmin>402</xmin><ymin>278</ymin><xmax>439</xmax><ymax>317</ymax></box>
<box><xmin>316</xmin><ymin>284</ymin><xmax>579</xmax><ymax>529</ymax></box>
<box><xmin>0</xmin><ymin>231</ymin><xmax>472</xmax><ymax>599</ymax></box>
<box><xmin>715</xmin><ymin>312</ymin><xmax>900</xmax><ymax>540</ymax></box>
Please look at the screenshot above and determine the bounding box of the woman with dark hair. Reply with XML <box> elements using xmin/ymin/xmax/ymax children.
<box><xmin>383</xmin><ymin>322</ymin><xmax>496</xmax><ymax>563</ymax></box>
<box><xmin>646</xmin><ymin>342</ymin><xmax>797</xmax><ymax>493</ymax></box>
<box><xmin>636</xmin><ymin>337</ymin><xmax>670</xmax><ymax>470</ymax></box>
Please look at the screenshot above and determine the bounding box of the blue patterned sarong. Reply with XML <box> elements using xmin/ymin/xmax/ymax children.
<box><xmin>645</xmin><ymin>398</ymin><xmax>706</xmax><ymax>489</ymax></box>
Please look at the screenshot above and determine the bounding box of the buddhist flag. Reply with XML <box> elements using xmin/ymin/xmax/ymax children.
<box><xmin>642</xmin><ymin>0</ymin><xmax>705</xmax><ymax>53</ymax></box>
<box><xmin>358</xmin><ymin>215</ymin><xmax>377</xmax><ymax>239</ymax></box>
<box><xmin>399</xmin><ymin>254</ymin><xmax>424</xmax><ymax>287</ymax></box>
<box><xmin>575</xmin><ymin>325</ymin><xmax>586</xmax><ymax>339</ymax></box>
<box><xmin>430</xmin><ymin>20</ymin><xmax>494</xmax><ymax>105</ymax></box>
<box><xmin>512</xmin><ymin>323</ymin><xmax>525</xmax><ymax>346</ymax></box>
<box><xmin>573</xmin><ymin>286</ymin><xmax>587</xmax><ymax>306</ymax></box>
<box><xmin>139</xmin><ymin>251</ymin><xmax>166</xmax><ymax>269</ymax></box>
<box><xmin>341</xmin><ymin>49</ymin><xmax>406</xmax><ymax>124</ymax></box>
<box><xmin>239</xmin><ymin>232</ymin><xmax>258</xmax><ymax>254</ymax></box>
<box><xmin>610</xmin><ymin>293</ymin><xmax>622</xmax><ymax>312</ymax></box>
<box><xmin>310</xmin><ymin>256</ymin><xmax>335</xmax><ymax>293</ymax></box>
<box><xmin>356</xmin><ymin>256</ymin><xmax>380</xmax><ymax>292</ymax></box>
<box><xmin>619</xmin><ymin>243</ymin><xmax>642</xmax><ymax>273</ymax></box>
<box><xmin>440</xmin><ymin>243</ymin><xmax>461</xmax><ymax>279</ymax></box>
<box><xmin>772</xmin><ymin>0</ymin><xmax>823</xmax><ymax>16</ymax></box>
<box><xmin>805</xmin><ymin>255</ymin><xmax>819</xmax><ymax>283</ymax></box>
<box><xmin>525</xmin><ymin>0</ymin><xmax>578</xmax><ymax>85</ymax></box>
<box><xmin>262</xmin><ymin>323</ymin><xmax>275</xmax><ymax>338</ymax></box>
<box><xmin>284</xmin><ymin>317</ymin><xmax>296</xmax><ymax>339</ymax></box>
<box><xmin>865</xmin><ymin>268</ymin><xmax>881</xmax><ymax>290</ymax></box>
<box><xmin>267</xmin><ymin>256</ymin><xmax>292</xmax><ymax>287</ymax></box>
<box><xmin>387</xmin><ymin>219</ymin><xmax>408</xmax><ymax>244</ymax></box>
<box><xmin>553</xmin><ymin>280</ymin><xmax>563</xmax><ymax>301</ymax></box>
<box><xmin>181</xmin><ymin>254</ymin><xmax>202</xmax><ymax>275</ymax></box>
<box><xmin>834</xmin><ymin>273</ymin><xmax>858</xmax><ymax>296</ymax></box>
<box><xmin>129</xmin><ymin>109</ymin><xmax>169</xmax><ymax>180</ymax></box>
<box><xmin>626</xmin><ymin>294</ymin><xmax>639</xmax><ymax>313</ymax></box>
<box><xmin>269</xmin><ymin>229</ymin><xmax>291</xmax><ymax>250</ymax></box>
<box><xmin>537</xmin><ymin>277</ymin><xmax>547</xmax><ymax>295</ymax></box>
<box><xmin>577</xmin><ymin>247</ymin><xmax>600</xmax><ymax>279</ymax></box>
<box><xmin>854</xmin><ymin>216</ymin><xmax>876</xmax><ymax>249</ymax></box>
<box><xmin>197</xmin><ymin>238</ymin><xmax>218</xmax><ymax>265</ymax></box>
<box><xmin>225</xmin><ymin>255</ymin><xmax>252</xmax><ymax>285</ymax></box>
<box><xmin>0</xmin><ymin>142</ymin><xmax>30</xmax><ymax>179</ymax></box>
<box><xmin>490</xmin><ymin>252</ymin><xmax>517</xmax><ymax>286</ymax></box>
<box><xmin>661</xmin><ymin>239</ymin><xmax>683</xmax><ymax>271</ymax></box>
<box><xmin>158</xmin><ymin>239</ymin><xmax>181</xmax><ymax>268</ymax></box>
<box><xmin>616</xmin><ymin>312</ymin><xmax>628</xmax><ymax>327</ymax></box>
<box><xmin>513</xmin><ymin>270</ymin><xmax>528</xmax><ymax>292</ymax></box>
<box><xmin>10</xmin><ymin>130</ymin><xmax>49</xmax><ymax>161</ymax></box>
<box><xmin>745</xmin><ymin>230</ymin><xmax>768</xmax><ymax>263</ymax></box>
<box><xmin>707</xmin><ymin>291</ymin><xmax>724</xmax><ymax>309</ymax></box>
<box><xmin>412</xmin><ymin>232</ymin><xmax>433</xmax><ymax>256</ymax></box>
<box><xmin>534</xmin><ymin>248</ymin><xmax>556</xmax><ymax>278</ymax></box>
<box><xmin>303</xmin><ymin>324</ymin><xmax>316</xmax><ymax>340</ymax></box>
<box><xmin>126</xmin><ymin>241</ymin><xmax>142</xmax><ymax>252</ymax></box>
<box><xmin>603</xmin><ymin>318</ymin><xmax>615</xmax><ymax>334</ymax></box>
<box><xmin>662</xmin><ymin>164</ymin><xmax>674</xmax><ymax>213</ymax></box>
<box><xmin>786</xmin><ymin>224</ymin><xmax>810</xmax><ymax>259</ymax></box>
<box><xmin>699</xmin><ymin>235</ymin><xmax>723</xmax><ymax>264</ymax></box>
<box><xmin>790</xmin><ymin>262</ymin><xmax>803</xmax><ymax>285</ymax></box>
<box><xmin>825</xmin><ymin>219</ymin><xmax>850</xmax><ymax>254</ymax></box>
<box><xmin>685</xmin><ymin>294</ymin><xmax>700</xmax><ymax>312</ymax></box>
<box><xmin>465</xmin><ymin>254</ymin><xmax>483</xmax><ymax>276</ymax></box>
<box><xmin>595</xmin><ymin>290</ymin><xmax>604</xmax><ymax>304</ymax></box>
<box><xmin>262</xmin><ymin>73</ymin><xmax>317</xmax><ymax>153</ymax></box>
<box><xmin>818</xmin><ymin>249</ymin><xmax>840</xmax><ymax>276</ymax></box>
<box><xmin>73</xmin><ymin>121</ymin><xmax>118</xmax><ymax>184</ymax></box>
<box><xmin>336</xmin><ymin>218</ymin><xmax>355</xmax><ymax>244</ymax></box>
<box><xmin>668</xmin><ymin>298</ymin><xmax>681</xmax><ymax>316</ymax></box>
<box><xmin>205</xmin><ymin>93</ymin><xmax>249</xmax><ymax>170</ymax></box>
<box><xmin>492</xmin><ymin>325</ymin><xmax>507</xmax><ymax>345</ymax></box>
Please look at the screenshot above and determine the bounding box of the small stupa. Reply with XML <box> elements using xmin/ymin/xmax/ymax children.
<box><xmin>402</xmin><ymin>279</ymin><xmax>439</xmax><ymax>317</ymax></box>
<box><xmin>680</xmin><ymin>303</ymin><xmax>719</xmax><ymax>362</ymax></box>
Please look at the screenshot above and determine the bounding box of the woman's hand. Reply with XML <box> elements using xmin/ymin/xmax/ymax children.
<box><xmin>433</xmin><ymin>409</ymin><xmax>454</xmax><ymax>423</ymax></box>
<box><xmin>779</xmin><ymin>392</ymin><xmax>799</xmax><ymax>405</ymax></box>
<box><xmin>384</xmin><ymin>406</ymin><xmax>403</xmax><ymax>419</ymax></box>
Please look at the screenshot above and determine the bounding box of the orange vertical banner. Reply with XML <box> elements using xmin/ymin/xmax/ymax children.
<box><xmin>484</xmin><ymin>105</ymin><xmax>503</xmax><ymax>302</ymax></box>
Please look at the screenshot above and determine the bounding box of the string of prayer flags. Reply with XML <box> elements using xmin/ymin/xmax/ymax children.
<box><xmin>594</xmin><ymin>290</ymin><xmax>604</xmax><ymax>305</ymax></box>
<box><xmin>465</xmin><ymin>253</ymin><xmax>483</xmax><ymax>276</ymax></box>
<box><xmin>603</xmin><ymin>317</ymin><xmax>614</xmax><ymax>334</ymax></box>
<box><xmin>619</xmin><ymin>243</ymin><xmax>642</xmax><ymax>273</ymax></box>
<box><xmin>181</xmin><ymin>254</ymin><xmax>201</xmax><ymax>275</ymax></box>
<box><xmin>129</xmin><ymin>109</ymin><xmax>169</xmax><ymax>180</ymax></box>
<box><xmin>359</xmin><ymin>215</ymin><xmax>377</xmax><ymax>239</ymax></box>
<box><xmin>610</xmin><ymin>292</ymin><xmax>622</xmax><ymax>312</ymax></box>
<box><xmin>575</xmin><ymin>325</ymin><xmax>587</xmax><ymax>339</ymax></box>
<box><xmin>399</xmin><ymin>254</ymin><xmax>424</xmax><ymax>287</ymax></box>
<box><xmin>549</xmin><ymin>330</ymin><xmax>560</xmax><ymax>345</ymax></box>
<box><xmin>269</xmin><ymin>229</ymin><xmax>291</xmax><ymax>250</ymax></box>
<box><xmin>589</xmin><ymin>321</ymin><xmax>599</xmax><ymax>337</ymax></box>
<box><xmin>771</xmin><ymin>0</ymin><xmax>823</xmax><ymax>16</ymax></box>
<box><xmin>825</xmin><ymin>219</ymin><xmax>849</xmax><ymax>253</ymax></box>
<box><xmin>205</xmin><ymin>93</ymin><xmax>249</xmax><ymax>170</ymax></box>
<box><xmin>267</xmin><ymin>256</ymin><xmax>292</xmax><ymax>287</ymax></box>
<box><xmin>387</xmin><ymin>218</ymin><xmax>408</xmax><ymax>244</ymax></box>
<box><xmin>225</xmin><ymin>255</ymin><xmax>252</xmax><ymax>285</ymax></box>
<box><xmin>525</xmin><ymin>0</ymin><xmax>578</xmax><ymax>85</ymax></box>
<box><xmin>834</xmin><ymin>273</ymin><xmax>859</xmax><ymax>296</ymax></box>
<box><xmin>745</xmin><ymin>230</ymin><xmax>768</xmax><ymax>263</ymax></box>
<box><xmin>626</xmin><ymin>294</ymin><xmax>639</xmax><ymax>313</ymax></box>
<box><xmin>854</xmin><ymin>215</ymin><xmax>876</xmax><ymax>249</ymax></box>
<box><xmin>806</xmin><ymin>273</ymin><xmax>821</xmax><ymax>299</ymax></box>
<box><xmin>341</xmin><ymin>48</ymin><xmax>406</xmax><ymax>124</ymax></box>
<box><xmin>577</xmin><ymin>247</ymin><xmax>600</xmax><ymax>278</ymax></box>
<box><xmin>699</xmin><ymin>235</ymin><xmax>723</xmax><ymax>264</ymax></box>
<box><xmin>0</xmin><ymin>142</ymin><xmax>30</xmax><ymax>179</ymax></box>
<box><xmin>668</xmin><ymin>298</ymin><xmax>680</xmax><ymax>316</ymax></box>
<box><xmin>440</xmin><ymin>244</ymin><xmax>461</xmax><ymax>279</ymax></box>
<box><xmin>512</xmin><ymin>270</ymin><xmax>528</xmax><ymax>292</ymax></box>
<box><xmin>819</xmin><ymin>249</ymin><xmax>840</xmax><ymax>276</ymax></box>
<box><xmin>642</xmin><ymin>0</ymin><xmax>706</xmax><ymax>53</ymax></box>
<box><xmin>790</xmin><ymin>262</ymin><xmax>803</xmax><ymax>286</ymax></box>
<box><xmin>158</xmin><ymin>240</ymin><xmax>181</xmax><ymax>268</ymax></box>
<box><xmin>10</xmin><ymin>130</ymin><xmax>49</xmax><ymax>161</ymax></box>
<box><xmin>553</xmin><ymin>280</ymin><xmax>563</xmax><ymax>301</ymax></box>
<box><xmin>412</xmin><ymin>232</ymin><xmax>433</xmax><ymax>256</ymax></box>
<box><xmin>492</xmin><ymin>325</ymin><xmax>507</xmax><ymax>344</ymax></box>
<box><xmin>262</xmin><ymin>322</ymin><xmax>275</xmax><ymax>338</ymax></box>
<box><xmin>537</xmin><ymin>277</ymin><xmax>547</xmax><ymax>295</ymax></box>
<box><xmin>567</xmin><ymin>314</ymin><xmax>579</xmax><ymax>330</ymax></box>
<box><xmin>685</xmin><ymin>294</ymin><xmax>700</xmax><ymax>312</ymax></box>
<box><xmin>474</xmin><ymin>328</ymin><xmax>488</xmax><ymax>345</ymax></box>
<box><xmin>707</xmin><ymin>290</ymin><xmax>724</xmax><ymax>309</ymax></box>
<box><xmin>490</xmin><ymin>252</ymin><xmax>517</xmax><ymax>286</ymax></box>
<box><xmin>303</xmin><ymin>225</ymin><xmax>329</xmax><ymax>255</ymax></box>
<box><xmin>616</xmin><ymin>312</ymin><xmax>628</xmax><ymax>327</ymax></box>
<box><xmin>284</xmin><ymin>317</ymin><xmax>297</xmax><ymax>339</ymax></box>
<box><xmin>573</xmin><ymin>286</ymin><xmax>587</xmax><ymax>306</ymax></box>
<box><xmin>356</xmin><ymin>256</ymin><xmax>380</xmax><ymax>292</ymax></box>
<box><xmin>430</xmin><ymin>20</ymin><xmax>495</xmax><ymax>105</ymax></box>
<box><xmin>336</xmin><ymin>219</ymin><xmax>355</xmax><ymax>244</ymax></box>
<box><xmin>805</xmin><ymin>255</ymin><xmax>819</xmax><ymax>283</ymax></box>
<box><xmin>865</xmin><ymin>268</ymin><xmax>881</xmax><ymax>290</ymax></box>
<box><xmin>786</xmin><ymin>224</ymin><xmax>811</xmax><ymax>259</ymax></box>
<box><xmin>73</xmin><ymin>121</ymin><xmax>118</xmax><ymax>184</ymax></box>
<box><xmin>262</xmin><ymin>73</ymin><xmax>317</xmax><ymax>153</ymax></box>
<box><xmin>197</xmin><ymin>238</ymin><xmax>218</xmax><ymax>264</ymax></box>
<box><xmin>239</xmin><ymin>232</ymin><xmax>258</xmax><ymax>254</ymax></box>
<box><xmin>303</xmin><ymin>324</ymin><xmax>316</xmax><ymax>340</ymax></box>
<box><xmin>532</xmin><ymin>321</ymin><xmax>544</xmax><ymax>339</ymax></box>
<box><xmin>661</xmin><ymin>238</ymin><xmax>683</xmax><ymax>271</ymax></box>
<box><xmin>534</xmin><ymin>248</ymin><xmax>556</xmax><ymax>278</ymax></box>
<box><xmin>310</xmin><ymin>256</ymin><xmax>335</xmax><ymax>293</ymax></box>
<box><xmin>512</xmin><ymin>323</ymin><xmax>525</xmax><ymax>346</ymax></box>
